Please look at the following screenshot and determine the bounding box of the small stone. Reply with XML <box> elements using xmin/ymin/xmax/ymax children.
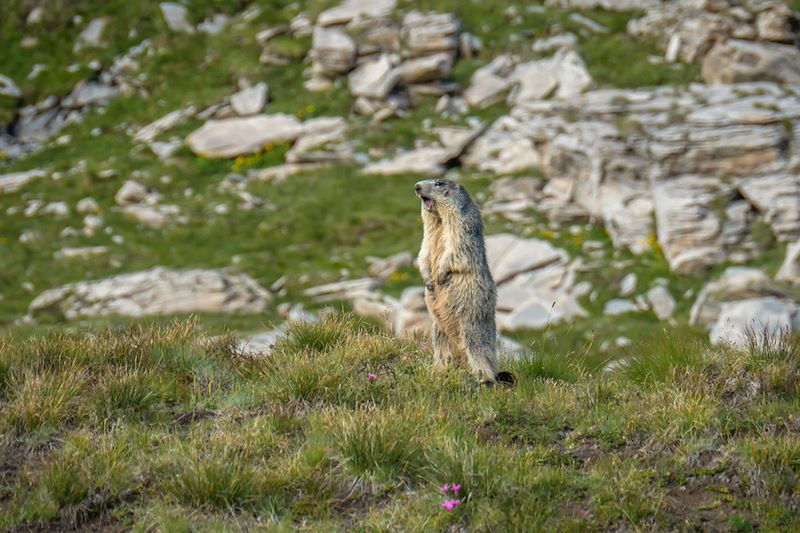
<box><xmin>646</xmin><ymin>285</ymin><xmax>676</xmax><ymax>320</ymax></box>
<box><xmin>160</xmin><ymin>2</ymin><xmax>195</xmax><ymax>33</ymax></box>
<box><xmin>619</xmin><ymin>273</ymin><xmax>637</xmax><ymax>297</ymax></box>
<box><xmin>604</xmin><ymin>299</ymin><xmax>640</xmax><ymax>316</ymax></box>
<box><xmin>115</xmin><ymin>180</ymin><xmax>148</xmax><ymax>205</ymax></box>
<box><xmin>230</xmin><ymin>82</ymin><xmax>268</xmax><ymax>116</ymax></box>
<box><xmin>76</xmin><ymin>197</ymin><xmax>100</xmax><ymax>213</ymax></box>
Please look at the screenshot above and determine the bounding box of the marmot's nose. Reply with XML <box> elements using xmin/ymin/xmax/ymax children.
<box><xmin>415</xmin><ymin>183</ymin><xmax>422</xmax><ymax>194</ymax></box>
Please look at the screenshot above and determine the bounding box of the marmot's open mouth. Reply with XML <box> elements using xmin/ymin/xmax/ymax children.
<box><xmin>421</xmin><ymin>196</ymin><xmax>435</xmax><ymax>211</ymax></box>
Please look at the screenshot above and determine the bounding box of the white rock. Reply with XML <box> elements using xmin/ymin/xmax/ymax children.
<box><xmin>160</xmin><ymin>2</ymin><xmax>195</xmax><ymax>33</ymax></box>
<box><xmin>776</xmin><ymin>240</ymin><xmax>800</xmax><ymax>285</ymax></box>
<box><xmin>646</xmin><ymin>285</ymin><xmax>676</xmax><ymax>320</ymax></box>
<box><xmin>317</xmin><ymin>0</ymin><xmax>396</xmax><ymax>26</ymax></box>
<box><xmin>197</xmin><ymin>14</ymin><xmax>229</xmax><ymax>35</ymax></box>
<box><xmin>311</xmin><ymin>27</ymin><xmax>357</xmax><ymax>77</ymax></box>
<box><xmin>230</xmin><ymin>82</ymin><xmax>268</xmax><ymax>116</ymax></box>
<box><xmin>396</xmin><ymin>52</ymin><xmax>453</xmax><ymax>84</ymax></box>
<box><xmin>604</xmin><ymin>299</ymin><xmax>640</xmax><ymax>316</ymax></box>
<box><xmin>54</xmin><ymin>246</ymin><xmax>108</xmax><ymax>260</ymax></box>
<box><xmin>709</xmin><ymin>297</ymin><xmax>797</xmax><ymax>349</ymax></box>
<box><xmin>304</xmin><ymin>278</ymin><xmax>381</xmax><ymax>302</ymax></box>
<box><xmin>41</xmin><ymin>202</ymin><xmax>69</xmax><ymax>217</ymax></box>
<box><xmin>348</xmin><ymin>55</ymin><xmax>399</xmax><ymax>99</ymax></box>
<box><xmin>134</xmin><ymin>106</ymin><xmax>196</xmax><ymax>143</ymax></box>
<box><xmin>689</xmin><ymin>267</ymin><xmax>785</xmax><ymax>327</ymax></box>
<box><xmin>619</xmin><ymin>273</ymin><xmax>637</xmax><ymax>297</ymax></box>
<box><xmin>362</xmin><ymin>147</ymin><xmax>449</xmax><ymax>176</ymax></box>
<box><xmin>76</xmin><ymin>197</ymin><xmax>100</xmax><ymax>213</ymax></box>
<box><xmin>122</xmin><ymin>204</ymin><xmax>181</xmax><ymax>229</ymax></box>
<box><xmin>0</xmin><ymin>74</ymin><xmax>21</xmax><ymax>98</ymax></box>
<box><xmin>486</xmin><ymin>234</ymin><xmax>566</xmax><ymax>284</ymax></box>
<box><xmin>186</xmin><ymin>114</ymin><xmax>304</xmax><ymax>159</ymax></box>
<box><xmin>115</xmin><ymin>180</ymin><xmax>148</xmax><ymax>205</ymax></box>
<box><xmin>29</xmin><ymin>267</ymin><xmax>271</xmax><ymax>320</ymax></box>
<box><xmin>367</xmin><ymin>251</ymin><xmax>413</xmax><ymax>280</ymax></box>
<box><xmin>463</xmin><ymin>55</ymin><xmax>514</xmax><ymax>108</ymax></box>
<box><xmin>0</xmin><ymin>169</ymin><xmax>46</xmax><ymax>194</ymax></box>
<box><xmin>74</xmin><ymin>17</ymin><xmax>107</xmax><ymax>50</ymax></box>
<box><xmin>702</xmin><ymin>39</ymin><xmax>800</xmax><ymax>85</ymax></box>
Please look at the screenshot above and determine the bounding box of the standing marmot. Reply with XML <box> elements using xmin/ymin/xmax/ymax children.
<box><xmin>414</xmin><ymin>178</ymin><xmax>500</xmax><ymax>383</ymax></box>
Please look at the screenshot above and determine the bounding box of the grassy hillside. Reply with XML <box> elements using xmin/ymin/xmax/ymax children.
<box><xmin>1</xmin><ymin>315</ymin><xmax>798</xmax><ymax>531</ymax></box>
<box><xmin>0</xmin><ymin>0</ymin><xmax>711</xmax><ymax>354</ymax></box>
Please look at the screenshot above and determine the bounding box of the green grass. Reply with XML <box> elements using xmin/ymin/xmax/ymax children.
<box><xmin>0</xmin><ymin>315</ymin><xmax>798</xmax><ymax>530</ymax></box>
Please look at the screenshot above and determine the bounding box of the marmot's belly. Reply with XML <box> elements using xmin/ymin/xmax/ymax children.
<box><xmin>425</xmin><ymin>280</ymin><xmax>477</xmax><ymax>340</ymax></box>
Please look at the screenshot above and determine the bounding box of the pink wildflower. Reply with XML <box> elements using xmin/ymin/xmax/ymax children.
<box><xmin>367</xmin><ymin>373</ymin><xmax>377</xmax><ymax>382</ymax></box>
<box><xmin>441</xmin><ymin>499</ymin><xmax>462</xmax><ymax>511</ymax></box>
<box><xmin>440</xmin><ymin>483</ymin><xmax>450</xmax><ymax>494</ymax></box>
<box><xmin>451</xmin><ymin>483</ymin><xmax>461</xmax><ymax>495</ymax></box>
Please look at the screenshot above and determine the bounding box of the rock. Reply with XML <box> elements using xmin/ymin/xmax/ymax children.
<box><xmin>0</xmin><ymin>169</ymin><xmax>46</xmax><ymax>194</ymax></box>
<box><xmin>486</xmin><ymin>234</ymin><xmax>567</xmax><ymax>284</ymax></box>
<box><xmin>290</xmin><ymin>13</ymin><xmax>313</xmax><ymax>37</ymax></box>
<box><xmin>247</xmin><ymin>163</ymin><xmax>325</xmax><ymax>183</ymax></box>
<box><xmin>115</xmin><ymin>180</ymin><xmax>148</xmax><ymax>205</ymax></box>
<box><xmin>348</xmin><ymin>54</ymin><xmax>399</xmax><ymax>99</ymax></box>
<box><xmin>756</xmin><ymin>4</ymin><xmax>796</xmax><ymax>43</ymax></box>
<box><xmin>54</xmin><ymin>246</ymin><xmax>108</xmax><ymax>260</ymax></box>
<box><xmin>547</xmin><ymin>0</ymin><xmax>657</xmax><ymax>8</ymax></box>
<box><xmin>286</xmin><ymin>116</ymin><xmax>349</xmax><ymax>164</ymax></box>
<box><xmin>402</xmin><ymin>11</ymin><xmax>460</xmax><ymax>56</ymax></box>
<box><xmin>255</xmin><ymin>26</ymin><xmax>287</xmax><ymax>45</ymax></box>
<box><xmin>776</xmin><ymin>240</ymin><xmax>800</xmax><ymax>285</ymax></box>
<box><xmin>134</xmin><ymin>106</ymin><xmax>196</xmax><ymax>143</ymax></box>
<box><xmin>532</xmin><ymin>33</ymin><xmax>578</xmax><ymax>54</ymax></box>
<box><xmin>502</xmin><ymin>298</ymin><xmax>553</xmax><ymax>330</ymax></box>
<box><xmin>702</xmin><ymin>39</ymin><xmax>800</xmax><ymax>85</ymax></box>
<box><xmin>160</xmin><ymin>2</ymin><xmax>195</xmax><ymax>33</ymax></box>
<box><xmin>396</xmin><ymin>52</ymin><xmax>453</xmax><ymax>84</ymax></box>
<box><xmin>652</xmin><ymin>176</ymin><xmax>729</xmax><ymax>275</ymax></box>
<box><xmin>29</xmin><ymin>268</ymin><xmax>271</xmax><ymax>320</ymax></box>
<box><xmin>459</xmin><ymin>32</ymin><xmax>482</xmax><ymax>59</ymax></box>
<box><xmin>709</xmin><ymin>297</ymin><xmax>798</xmax><ymax>349</ymax></box>
<box><xmin>619</xmin><ymin>273</ymin><xmax>637</xmax><ymax>297</ymax></box>
<box><xmin>317</xmin><ymin>0</ymin><xmax>396</xmax><ymax>27</ymax></box>
<box><xmin>0</xmin><ymin>74</ymin><xmax>21</xmax><ymax>98</ymax></box>
<box><xmin>304</xmin><ymin>278</ymin><xmax>381</xmax><ymax>302</ymax></box>
<box><xmin>197</xmin><ymin>14</ymin><xmax>229</xmax><ymax>35</ymax></box>
<box><xmin>604</xmin><ymin>299</ymin><xmax>641</xmax><ymax>316</ymax></box>
<box><xmin>41</xmin><ymin>202</ymin><xmax>69</xmax><ymax>217</ymax></box>
<box><xmin>76</xmin><ymin>197</ymin><xmax>100</xmax><ymax>213</ymax></box>
<box><xmin>569</xmin><ymin>13</ymin><xmax>609</xmax><ymax>33</ymax></box>
<box><xmin>149</xmin><ymin>139</ymin><xmax>183</xmax><ymax>160</ymax></box>
<box><xmin>366</xmin><ymin>251</ymin><xmax>413</xmax><ymax>280</ymax></box>
<box><xmin>27</xmin><ymin>7</ymin><xmax>45</xmax><ymax>25</ymax></box>
<box><xmin>646</xmin><ymin>285</ymin><xmax>676</xmax><ymax>320</ymax></box>
<box><xmin>461</xmin><ymin>117</ymin><xmax>539</xmax><ymax>175</ymax></box>
<box><xmin>230</xmin><ymin>82</ymin><xmax>268</xmax><ymax>116</ymax></box>
<box><xmin>62</xmin><ymin>81</ymin><xmax>119</xmax><ymax>108</ymax></box>
<box><xmin>311</xmin><ymin>27</ymin><xmax>357</xmax><ymax>77</ymax></box>
<box><xmin>122</xmin><ymin>204</ymin><xmax>182</xmax><ymax>229</ymax></box>
<box><xmin>393</xmin><ymin>287</ymin><xmax>430</xmax><ymax>338</ymax></box>
<box><xmin>186</xmin><ymin>114</ymin><xmax>304</xmax><ymax>159</ymax></box>
<box><xmin>689</xmin><ymin>267</ymin><xmax>788</xmax><ymax>327</ymax></box>
<box><xmin>737</xmin><ymin>174</ymin><xmax>800</xmax><ymax>242</ymax></box>
<box><xmin>74</xmin><ymin>17</ymin><xmax>107</xmax><ymax>50</ymax></box>
<box><xmin>463</xmin><ymin>55</ymin><xmax>514</xmax><ymax>108</ymax></box>
<box><xmin>362</xmin><ymin>147</ymin><xmax>449</xmax><ymax>176</ymax></box>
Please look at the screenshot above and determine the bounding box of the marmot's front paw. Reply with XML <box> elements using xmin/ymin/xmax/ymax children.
<box><xmin>437</xmin><ymin>269</ymin><xmax>452</xmax><ymax>287</ymax></box>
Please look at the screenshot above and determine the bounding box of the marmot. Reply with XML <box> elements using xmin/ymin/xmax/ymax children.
<box><xmin>414</xmin><ymin>178</ymin><xmax>505</xmax><ymax>384</ymax></box>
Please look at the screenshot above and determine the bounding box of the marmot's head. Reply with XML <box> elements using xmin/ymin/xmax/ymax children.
<box><xmin>414</xmin><ymin>179</ymin><xmax>468</xmax><ymax>216</ymax></box>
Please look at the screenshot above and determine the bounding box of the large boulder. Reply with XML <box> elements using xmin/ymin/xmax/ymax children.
<box><xmin>702</xmin><ymin>39</ymin><xmax>800</xmax><ymax>85</ymax></box>
<box><xmin>28</xmin><ymin>268</ymin><xmax>271</xmax><ymax>320</ymax></box>
<box><xmin>709</xmin><ymin>297</ymin><xmax>799</xmax><ymax>349</ymax></box>
<box><xmin>186</xmin><ymin>114</ymin><xmax>304</xmax><ymax>158</ymax></box>
<box><xmin>690</xmin><ymin>267</ymin><xmax>789</xmax><ymax>328</ymax></box>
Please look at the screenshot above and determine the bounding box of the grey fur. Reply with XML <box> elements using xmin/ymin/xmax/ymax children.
<box><xmin>414</xmin><ymin>178</ymin><xmax>498</xmax><ymax>382</ymax></box>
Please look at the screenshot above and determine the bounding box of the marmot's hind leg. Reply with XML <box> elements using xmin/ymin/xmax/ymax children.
<box><xmin>432</xmin><ymin>322</ymin><xmax>457</xmax><ymax>371</ymax></box>
<box><xmin>464</xmin><ymin>329</ymin><xmax>498</xmax><ymax>382</ymax></box>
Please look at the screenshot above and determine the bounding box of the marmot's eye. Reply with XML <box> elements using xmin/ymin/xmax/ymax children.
<box><xmin>434</xmin><ymin>180</ymin><xmax>444</xmax><ymax>187</ymax></box>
